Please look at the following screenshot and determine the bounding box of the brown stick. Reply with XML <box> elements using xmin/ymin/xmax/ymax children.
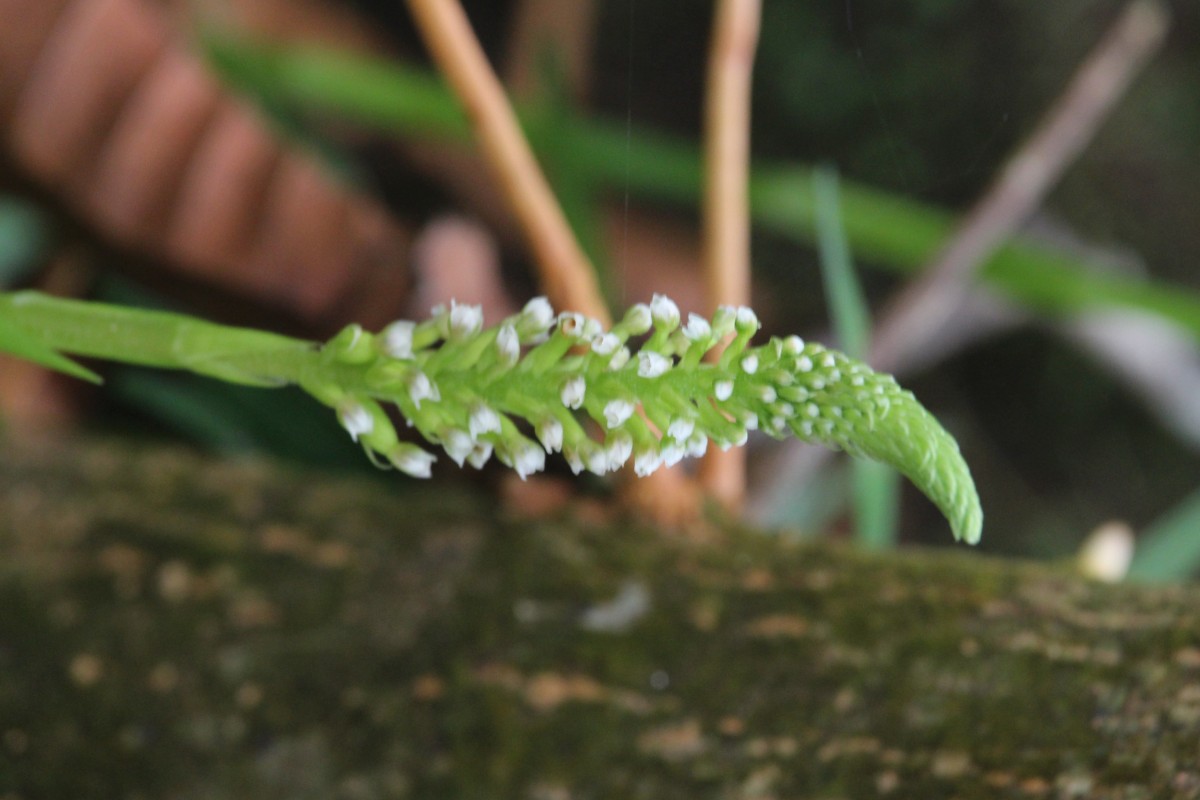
<box><xmin>869</xmin><ymin>0</ymin><xmax>1169</xmax><ymax>375</ymax></box>
<box><xmin>698</xmin><ymin>0</ymin><xmax>761</xmax><ymax>512</ymax></box>
<box><xmin>403</xmin><ymin>0</ymin><xmax>609</xmax><ymax>324</ymax></box>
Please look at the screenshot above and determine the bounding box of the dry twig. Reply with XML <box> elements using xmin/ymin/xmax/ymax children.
<box><xmin>698</xmin><ymin>0</ymin><xmax>761</xmax><ymax>512</ymax></box>
<box><xmin>404</xmin><ymin>0</ymin><xmax>608</xmax><ymax>323</ymax></box>
<box><xmin>869</xmin><ymin>0</ymin><xmax>1169</xmax><ymax>374</ymax></box>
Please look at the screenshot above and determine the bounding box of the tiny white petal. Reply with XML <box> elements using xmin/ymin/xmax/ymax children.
<box><xmin>650</xmin><ymin>293</ymin><xmax>680</xmax><ymax>327</ymax></box>
<box><xmin>469</xmin><ymin>402</ymin><xmax>502</xmax><ymax>439</ymax></box>
<box><xmin>741</xmin><ymin>354</ymin><xmax>759</xmax><ymax>374</ymax></box>
<box><xmin>441</xmin><ymin>428</ymin><xmax>474</xmax><ymax>466</ymax></box>
<box><xmin>667</xmin><ymin>418</ymin><xmax>695</xmax><ymax>442</ymax></box>
<box><xmin>799</xmin><ymin>421</ymin><xmax>814</xmax><ymax>437</ymax></box>
<box><xmin>591</xmin><ymin>333</ymin><xmax>620</xmax><ymax>356</ymax></box>
<box><xmin>637</xmin><ymin>351</ymin><xmax>670</xmax><ymax>379</ymax></box>
<box><xmin>805</xmin><ymin>403</ymin><xmax>820</xmax><ymax>418</ymax></box>
<box><xmin>564</xmin><ymin>447</ymin><xmax>585</xmax><ymax>475</ymax></box>
<box><xmin>685</xmin><ymin>433</ymin><xmax>708</xmax><ymax>458</ymax></box>
<box><xmin>535</xmin><ymin>417</ymin><xmax>564</xmax><ymax>453</ymax></box>
<box><xmin>822</xmin><ymin>353</ymin><xmax>837</xmax><ymax>367</ymax></box>
<box><xmin>771</xmin><ymin>416</ymin><xmax>787</xmax><ymax>433</ymax></box>
<box><xmin>584</xmin><ymin>443</ymin><xmax>610</xmax><ymax>476</ymax></box>
<box><xmin>783</xmin><ymin>335</ymin><xmax>805</xmax><ymax>354</ymax></box>
<box><xmin>520</xmin><ymin>296</ymin><xmax>555</xmax><ymax>333</ymax></box>
<box><xmin>496</xmin><ymin>324</ymin><xmax>520</xmax><ymax>366</ymax></box>
<box><xmin>714</xmin><ymin>380</ymin><xmax>734</xmax><ymax>402</ymax></box>
<box><xmin>467</xmin><ymin>441</ymin><xmax>493</xmax><ymax>469</ymax></box>
<box><xmin>381</xmin><ymin>321</ymin><xmax>415</xmax><ymax>359</ymax></box>
<box><xmin>338</xmin><ymin>403</ymin><xmax>374</xmax><ymax>442</ymax></box>
<box><xmin>829</xmin><ymin>369</ymin><xmax>842</xmax><ymax>383</ymax></box>
<box><xmin>851</xmin><ymin>375</ymin><xmax>865</xmax><ymax>387</ymax></box>
<box><xmin>608</xmin><ymin>347</ymin><xmax>631</xmax><ymax>371</ymax></box>
<box><xmin>797</xmin><ymin>356</ymin><xmax>814</xmax><ymax>372</ymax></box>
<box><xmin>743</xmin><ymin>412</ymin><xmax>759</xmax><ymax>431</ymax></box>
<box><xmin>407</xmin><ymin>371</ymin><xmax>439</xmax><ymax>408</ymax></box>
<box><xmin>603</xmin><ymin>399</ymin><xmax>635</xmax><ymax>429</ymax></box>
<box><xmin>812</xmin><ymin>378</ymin><xmax>826</xmax><ymax>390</ymax></box>
<box><xmin>560</xmin><ymin>376</ymin><xmax>586</xmax><ymax>409</ymax></box>
<box><xmin>558</xmin><ymin>312</ymin><xmax>587</xmax><ymax>340</ymax></box>
<box><xmin>776</xmin><ymin>402</ymin><xmax>795</xmax><ymax>417</ymax></box>
<box><xmin>682</xmin><ymin>313</ymin><xmax>712</xmax><ymax>341</ymax></box>
<box><xmin>760</xmin><ymin>386</ymin><xmax>777</xmax><ymax>403</ymax></box>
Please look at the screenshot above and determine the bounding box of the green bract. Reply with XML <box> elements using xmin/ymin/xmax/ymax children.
<box><xmin>0</xmin><ymin>290</ymin><xmax>982</xmax><ymax>543</ymax></box>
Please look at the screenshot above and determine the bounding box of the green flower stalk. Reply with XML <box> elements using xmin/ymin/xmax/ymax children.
<box><xmin>0</xmin><ymin>290</ymin><xmax>982</xmax><ymax>543</ymax></box>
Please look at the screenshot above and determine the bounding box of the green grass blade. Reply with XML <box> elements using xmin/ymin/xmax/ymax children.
<box><xmin>0</xmin><ymin>314</ymin><xmax>102</xmax><ymax>384</ymax></box>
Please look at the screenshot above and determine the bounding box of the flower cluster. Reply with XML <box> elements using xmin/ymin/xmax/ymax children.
<box><xmin>303</xmin><ymin>295</ymin><xmax>982</xmax><ymax>544</ymax></box>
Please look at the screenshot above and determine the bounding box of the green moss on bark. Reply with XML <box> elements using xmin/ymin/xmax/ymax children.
<box><xmin>1</xmin><ymin>437</ymin><xmax>1199</xmax><ymax>798</ymax></box>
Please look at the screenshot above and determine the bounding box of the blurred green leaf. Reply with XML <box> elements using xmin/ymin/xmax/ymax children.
<box><xmin>1127</xmin><ymin>488</ymin><xmax>1200</xmax><ymax>583</ymax></box>
<box><xmin>203</xmin><ymin>37</ymin><xmax>1200</xmax><ymax>343</ymax></box>
<box><xmin>0</xmin><ymin>314</ymin><xmax>102</xmax><ymax>384</ymax></box>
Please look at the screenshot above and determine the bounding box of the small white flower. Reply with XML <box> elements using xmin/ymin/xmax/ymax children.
<box><xmin>760</xmin><ymin>386</ymin><xmax>777</xmax><ymax>403</ymax></box>
<box><xmin>389</xmin><ymin>445</ymin><xmax>437</xmax><ymax>478</ymax></box>
<box><xmin>605</xmin><ymin>431</ymin><xmax>633</xmax><ymax>470</ymax></box>
<box><xmin>634</xmin><ymin>448</ymin><xmax>662</xmax><ymax>477</ymax></box>
<box><xmin>711</xmin><ymin>305</ymin><xmax>737</xmax><ymax>336</ymax></box>
<box><xmin>622</xmin><ymin>303</ymin><xmax>653</xmax><ymax>334</ymax></box>
<box><xmin>742</xmin><ymin>412</ymin><xmax>759</xmax><ymax>431</ymax></box>
<box><xmin>685</xmin><ymin>433</ymin><xmax>708</xmax><ymax>458</ymax></box>
<box><xmin>805</xmin><ymin>403</ymin><xmax>820</xmax><ymax>418</ymax></box>
<box><xmin>381</xmin><ymin>320</ymin><xmax>415</xmax><ymax>359</ymax></box>
<box><xmin>637</xmin><ymin>351</ymin><xmax>670</xmax><ymax>379</ymax></box>
<box><xmin>604</xmin><ymin>399</ymin><xmax>635</xmax><ymax>429</ymax></box>
<box><xmin>496</xmin><ymin>324</ymin><xmax>520</xmax><ymax>366</ymax></box>
<box><xmin>776</xmin><ymin>402</ymin><xmax>795</xmax><ymax>417</ymax></box>
<box><xmin>448</xmin><ymin>300</ymin><xmax>483</xmax><ymax>340</ymax></box>
<box><xmin>650</xmin><ymin>294</ymin><xmax>680</xmax><ymax>329</ymax></box>
<box><xmin>735</xmin><ymin>306</ymin><xmax>759</xmax><ymax>333</ymax></box>
<box><xmin>660</xmin><ymin>442</ymin><xmax>686</xmax><ymax>468</ymax></box>
<box><xmin>558</xmin><ymin>312</ymin><xmax>587</xmax><ymax>340</ymax></box>
<box><xmin>714</xmin><ymin>380</ymin><xmax>734</xmax><ymax>402</ymax></box>
<box><xmin>469</xmin><ymin>401</ymin><xmax>502</xmax><ymax>439</ymax></box>
<box><xmin>667</xmin><ymin>418</ymin><xmax>695</xmax><ymax>442</ymax></box>
<box><xmin>408</xmin><ymin>371</ymin><xmax>440</xmax><ymax>408</ymax></box>
<box><xmin>771</xmin><ymin>416</ymin><xmax>787</xmax><ymax>434</ymax></box>
<box><xmin>535</xmin><ymin>417</ymin><xmax>564</xmax><ymax>453</ymax></box>
<box><xmin>441</xmin><ymin>428</ymin><xmax>474</xmax><ymax>466</ymax></box>
<box><xmin>583</xmin><ymin>442</ymin><xmax>610</xmax><ymax>475</ymax></box>
<box><xmin>591</xmin><ymin>332</ymin><xmax>620</xmax><ymax>356</ymax></box>
<box><xmin>682</xmin><ymin>313</ymin><xmax>712</xmax><ymax>341</ymax></box>
<box><xmin>511</xmin><ymin>441</ymin><xmax>546</xmax><ymax>481</ymax></box>
<box><xmin>518</xmin><ymin>296</ymin><xmax>555</xmax><ymax>337</ymax></box>
<box><xmin>338</xmin><ymin>402</ymin><xmax>374</xmax><ymax>443</ymax></box>
<box><xmin>822</xmin><ymin>353</ymin><xmax>836</xmax><ymax>368</ymax></box>
<box><xmin>799</xmin><ymin>421</ymin><xmax>814</xmax><ymax>438</ymax></box>
<box><xmin>608</xmin><ymin>347</ymin><xmax>631</xmax><ymax>371</ymax></box>
<box><xmin>560</xmin><ymin>376</ymin><xmax>586</xmax><ymax>409</ymax></box>
<box><xmin>796</xmin><ymin>356</ymin><xmax>814</xmax><ymax>372</ymax></box>
<box><xmin>582</xmin><ymin>318</ymin><xmax>604</xmax><ymax>341</ymax></box>
<box><xmin>811</xmin><ymin>378</ymin><xmax>826</xmax><ymax>390</ymax></box>
<box><xmin>467</xmin><ymin>441</ymin><xmax>493</xmax><ymax>469</ymax></box>
<box><xmin>741</xmin><ymin>354</ymin><xmax>759</xmax><ymax>374</ymax></box>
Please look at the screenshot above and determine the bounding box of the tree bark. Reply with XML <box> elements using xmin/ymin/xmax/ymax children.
<box><xmin>1</xmin><ymin>436</ymin><xmax>1198</xmax><ymax>798</ymax></box>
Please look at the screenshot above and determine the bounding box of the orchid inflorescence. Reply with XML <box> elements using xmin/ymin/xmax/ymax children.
<box><xmin>305</xmin><ymin>294</ymin><xmax>982</xmax><ymax>544</ymax></box>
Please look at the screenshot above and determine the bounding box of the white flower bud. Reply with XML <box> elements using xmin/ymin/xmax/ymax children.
<box><xmin>582</xmin><ymin>318</ymin><xmax>604</xmax><ymax>341</ymax></box>
<box><xmin>650</xmin><ymin>294</ymin><xmax>680</xmax><ymax>329</ymax></box>
<box><xmin>448</xmin><ymin>300</ymin><xmax>483</xmax><ymax>340</ymax></box>
<box><xmin>608</xmin><ymin>347</ymin><xmax>631</xmax><ymax>371</ymax></box>
<box><xmin>558</xmin><ymin>312</ymin><xmax>588</xmax><ymax>340</ymax></box>
<box><xmin>714</xmin><ymin>380</ymin><xmax>734</xmax><ymax>402</ymax></box>
<box><xmin>496</xmin><ymin>324</ymin><xmax>520</xmax><ymax>366</ymax></box>
<box><xmin>441</xmin><ymin>428</ymin><xmax>474</xmax><ymax>467</ymax></box>
<box><xmin>469</xmin><ymin>401</ymin><xmax>502</xmax><ymax>439</ymax></box>
<box><xmin>660</xmin><ymin>442</ymin><xmax>686</xmax><ymax>468</ymax></box>
<box><xmin>622</xmin><ymin>303</ymin><xmax>653</xmax><ymax>334</ymax></box>
<box><xmin>407</xmin><ymin>371</ymin><xmax>440</xmax><ymax>409</ymax></box>
<box><xmin>560</xmin><ymin>376</ymin><xmax>586</xmax><ymax>409</ymax></box>
<box><xmin>605</xmin><ymin>431</ymin><xmax>633</xmax><ymax>470</ymax></box>
<box><xmin>511</xmin><ymin>441</ymin><xmax>546</xmax><ymax>481</ymax></box>
<box><xmin>634</xmin><ymin>448</ymin><xmax>662</xmax><ymax>477</ymax></box>
<box><xmin>381</xmin><ymin>320</ymin><xmax>415</xmax><ymax>359</ymax></box>
<box><xmin>760</xmin><ymin>386</ymin><xmax>778</xmax><ymax>403</ymax></box>
<box><xmin>797</xmin><ymin>355</ymin><xmax>814</xmax><ymax>372</ymax></box>
<box><xmin>666</xmin><ymin>418</ymin><xmax>695</xmax><ymax>442</ymax></box>
<box><xmin>682</xmin><ymin>313</ymin><xmax>712</xmax><ymax>341</ymax></box>
<box><xmin>741</xmin><ymin>354</ymin><xmax>759</xmax><ymax>374</ymax></box>
<box><xmin>389</xmin><ymin>445</ymin><xmax>437</xmax><ymax>478</ymax></box>
<box><xmin>637</xmin><ymin>351</ymin><xmax>670</xmax><ymax>379</ymax></box>
<box><xmin>518</xmin><ymin>296</ymin><xmax>555</xmax><ymax>338</ymax></box>
<box><xmin>591</xmin><ymin>333</ymin><xmax>621</xmax><ymax>356</ymax></box>
<box><xmin>735</xmin><ymin>306</ymin><xmax>759</xmax><ymax>333</ymax></box>
<box><xmin>536</xmin><ymin>417</ymin><xmax>564</xmax><ymax>453</ymax></box>
<box><xmin>783</xmin><ymin>335</ymin><xmax>805</xmax><ymax>355</ymax></box>
<box><xmin>583</xmin><ymin>443</ymin><xmax>610</xmax><ymax>476</ymax></box>
<box><xmin>685</xmin><ymin>432</ymin><xmax>708</xmax><ymax>458</ymax></box>
<box><xmin>603</xmin><ymin>399</ymin><xmax>635</xmax><ymax>429</ymax></box>
<box><xmin>711</xmin><ymin>305</ymin><xmax>737</xmax><ymax>336</ymax></box>
<box><xmin>563</xmin><ymin>447</ymin><xmax>585</xmax><ymax>475</ymax></box>
<box><xmin>338</xmin><ymin>402</ymin><xmax>374</xmax><ymax>442</ymax></box>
